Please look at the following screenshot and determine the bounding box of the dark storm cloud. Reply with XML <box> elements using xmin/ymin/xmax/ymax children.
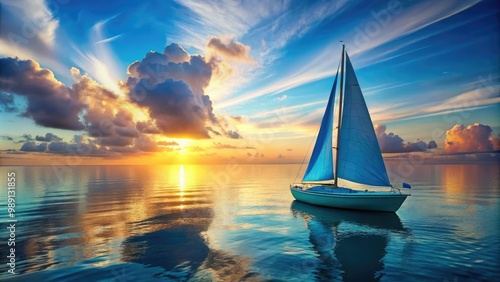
<box><xmin>0</xmin><ymin>58</ymin><xmax>84</xmax><ymax>130</ymax></box>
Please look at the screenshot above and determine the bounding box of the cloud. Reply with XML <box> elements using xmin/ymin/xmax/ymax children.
<box><xmin>1</xmin><ymin>136</ymin><xmax>14</xmax><ymax>141</ymax></box>
<box><xmin>136</xmin><ymin>121</ymin><xmax>161</xmax><ymax>134</ymax></box>
<box><xmin>206</xmin><ymin>126</ymin><xmax>222</xmax><ymax>136</ymax></box>
<box><xmin>95</xmin><ymin>34</ymin><xmax>122</xmax><ymax>45</ymax></box>
<box><xmin>45</xmin><ymin>134</ymin><xmax>158</xmax><ymax>156</ymax></box>
<box><xmin>134</xmin><ymin>135</ymin><xmax>158</xmax><ymax>152</ymax></box>
<box><xmin>157</xmin><ymin>141</ymin><xmax>179</xmax><ymax>146</ymax></box>
<box><xmin>427</xmin><ymin>140</ymin><xmax>437</xmax><ymax>149</ymax></box>
<box><xmin>2</xmin><ymin>61</ymin><xmax>150</xmax><ymax>156</ymax></box>
<box><xmin>444</xmin><ymin>123</ymin><xmax>498</xmax><ymax>153</ymax></box>
<box><xmin>213</xmin><ymin>143</ymin><xmax>239</xmax><ymax>149</ymax></box>
<box><xmin>0</xmin><ymin>58</ymin><xmax>85</xmax><ymax>130</ymax></box>
<box><xmin>15</xmin><ymin>134</ymin><xmax>34</xmax><ymax>143</ymax></box>
<box><xmin>35</xmin><ymin>133</ymin><xmax>62</xmax><ymax>142</ymax></box>
<box><xmin>2</xmin><ymin>42</ymin><xmax>245</xmax><ymax>158</ymax></box>
<box><xmin>0</xmin><ymin>0</ymin><xmax>59</xmax><ymax>54</ymax></box>
<box><xmin>0</xmin><ymin>92</ymin><xmax>18</xmax><ymax>112</ymax></box>
<box><xmin>164</xmin><ymin>43</ymin><xmax>190</xmax><ymax>63</ymax></box>
<box><xmin>206</xmin><ymin>37</ymin><xmax>253</xmax><ymax>62</ymax></box>
<box><xmin>71</xmin><ymin>17</ymin><xmax>124</xmax><ymax>95</ymax></box>
<box><xmin>1</xmin><ymin>149</ymin><xmax>26</xmax><ymax>155</ymax></box>
<box><xmin>20</xmin><ymin>142</ymin><xmax>47</xmax><ymax>152</ymax></box>
<box><xmin>47</xmin><ymin>137</ymin><xmax>103</xmax><ymax>156</ymax></box>
<box><xmin>229</xmin><ymin>115</ymin><xmax>245</xmax><ymax>123</ymax></box>
<box><xmin>129</xmin><ymin>78</ymin><xmax>211</xmax><ymax>138</ymax></box>
<box><xmin>212</xmin><ymin>142</ymin><xmax>255</xmax><ymax>149</ymax></box>
<box><xmin>212</xmin><ymin>1</ymin><xmax>483</xmax><ymax>112</ymax></box>
<box><xmin>277</xmin><ymin>154</ymin><xmax>285</xmax><ymax>158</ymax></box>
<box><xmin>277</xmin><ymin>95</ymin><xmax>287</xmax><ymax>102</ymax></box>
<box><xmin>375</xmin><ymin>124</ymin><xmax>435</xmax><ymax>153</ymax></box>
<box><xmin>70</xmin><ymin>68</ymin><xmax>141</xmax><ymax>147</ymax></box>
<box><xmin>124</xmin><ymin>43</ymin><xmax>241</xmax><ymax>139</ymax></box>
<box><xmin>492</xmin><ymin>137</ymin><xmax>500</xmax><ymax>151</ymax></box>
<box><xmin>0</xmin><ymin>0</ymin><xmax>71</xmax><ymax>80</ymax></box>
<box><xmin>226</xmin><ymin>130</ymin><xmax>242</xmax><ymax>139</ymax></box>
<box><xmin>170</xmin><ymin>0</ymin><xmax>289</xmax><ymax>49</ymax></box>
<box><xmin>347</xmin><ymin>0</ymin><xmax>481</xmax><ymax>55</ymax></box>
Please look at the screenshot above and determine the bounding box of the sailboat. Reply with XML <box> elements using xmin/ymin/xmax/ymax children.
<box><xmin>290</xmin><ymin>45</ymin><xmax>410</xmax><ymax>213</ymax></box>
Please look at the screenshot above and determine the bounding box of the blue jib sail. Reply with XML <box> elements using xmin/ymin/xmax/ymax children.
<box><xmin>302</xmin><ymin>69</ymin><xmax>339</xmax><ymax>182</ymax></box>
<box><xmin>337</xmin><ymin>54</ymin><xmax>391</xmax><ymax>187</ymax></box>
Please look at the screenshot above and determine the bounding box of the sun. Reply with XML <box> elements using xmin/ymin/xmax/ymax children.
<box><xmin>173</xmin><ymin>138</ymin><xmax>191</xmax><ymax>154</ymax></box>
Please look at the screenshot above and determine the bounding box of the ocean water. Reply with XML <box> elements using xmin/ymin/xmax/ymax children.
<box><xmin>0</xmin><ymin>163</ymin><xmax>498</xmax><ymax>281</ymax></box>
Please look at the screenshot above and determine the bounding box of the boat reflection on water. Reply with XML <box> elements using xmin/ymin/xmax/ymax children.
<box><xmin>291</xmin><ymin>201</ymin><xmax>408</xmax><ymax>282</ymax></box>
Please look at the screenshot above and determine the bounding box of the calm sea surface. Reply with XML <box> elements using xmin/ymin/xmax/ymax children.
<box><xmin>0</xmin><ymin>163</ymin><xmax>499</xmax><ymax>281</ymax></box>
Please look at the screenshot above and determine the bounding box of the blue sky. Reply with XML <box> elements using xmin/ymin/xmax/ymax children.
<box><xmin>0</xmin><ymin>0</ymin><xmax>499</xmax><ymax>164</ymax></box>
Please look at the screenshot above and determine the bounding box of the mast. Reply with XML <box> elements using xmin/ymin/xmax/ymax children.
<box><xmin>334</xmin><ymin>44</ymin><xmax>345</xmax><ymax>186</ymax></box>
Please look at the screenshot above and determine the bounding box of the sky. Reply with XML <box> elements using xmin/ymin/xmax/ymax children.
<box><xmin>0</xmin><ymin>0</ymin><xmax>499</xmax><ymax>165</ymax></box>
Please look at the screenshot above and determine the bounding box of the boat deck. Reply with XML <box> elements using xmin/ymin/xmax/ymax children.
<box><xmin>292</xmin><ymin>185</ymin><xmax>407</xmax><ymax>196</ymax></box>
<box><xmin>308</xmin><ymin>186</ymin><xmax>356</xmax><ymax>194</ymax></box>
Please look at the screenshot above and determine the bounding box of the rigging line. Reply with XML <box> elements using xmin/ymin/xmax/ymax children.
<box><xmin>293</xmin><ymin>127</ymin><xmax>317</xmax><ymax>184</ymax></box>
<box><xmin>293</xmin><ymin>59</ymin><xmax>342</xmax><ymax>184</ymax></box>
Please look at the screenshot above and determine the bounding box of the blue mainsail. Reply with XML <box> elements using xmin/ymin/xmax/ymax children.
<box><xmin>302</xmin><ymin>70</ymin><xmax>339</xmax><ymax>182</ymax></box>
<box><xmin>337</xmin><ymin>54</ymin><xmax>390</xmax><ymax>186</ymax></box>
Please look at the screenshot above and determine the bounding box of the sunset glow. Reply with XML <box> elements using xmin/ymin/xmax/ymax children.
<box><xmin>0</xmin><ymin>0</ymin><xmax>498</xmax><ymax>165</ymax></box>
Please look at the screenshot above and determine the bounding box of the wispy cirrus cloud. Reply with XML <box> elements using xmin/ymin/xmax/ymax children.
<box><xmin>372</xmin><ymin>84</ymin><xmax>500</xmax><ymax>123</ymax></box>
<box><xmin>0</xmin><ymin>0</ymin><xmax>58</xmax><ymax>51</ymax></box>
<box><xmin>171</xmin><ymin>0</ymin><xmax>290</xmax><ymax>49</ymax></box>
<box><xmin>173</xmin><ymin>0</ymin><xmax>352</xmax><ymax>106</ymax></box>
<box><xmin>72</xmin><ymin>16</ymin><xmax>124</xmax><ymax>95</ymax></box>
<box><xmin>0</xmin><ymin>0</ymin><xmax>71</xmax><ymax>78</ymax></box>
<box><xmin>215</xmin><ymin>0</ymin><xmax>482</xmax><ymax>110</ymax></box>
<box><xmin>346</xmin><ymin>0</ymin><xmax>481</xmax><ymax>55</ymax></box>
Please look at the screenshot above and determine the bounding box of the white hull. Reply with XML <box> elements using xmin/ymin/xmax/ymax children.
<box><xmin>290</xmin><ymin>186</ymin><xmax>408</xmax><ymax>213</ymax></box>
